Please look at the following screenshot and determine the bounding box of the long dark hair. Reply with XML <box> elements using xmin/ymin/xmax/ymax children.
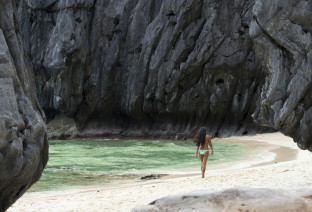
<box><xmin>194</xmin><ymin>127</ymin><xmax>206</xmax><ymax>146</ymax></box>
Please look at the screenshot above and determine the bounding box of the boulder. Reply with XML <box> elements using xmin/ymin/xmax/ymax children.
<box><xmin>132</xmin><ymin>188</ymin><xmax>312</xmax><ymax>212</ymax></box>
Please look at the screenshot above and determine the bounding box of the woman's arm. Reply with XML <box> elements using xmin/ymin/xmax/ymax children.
<box><xmin>208</xmin><ymin>136</ymin><xmax>214</xmax><ymax>155</ymax></box>
<box><xmin>196</xmin><ymin>145</ymin><xmax>199</xmax><ymax>158</ymax></box>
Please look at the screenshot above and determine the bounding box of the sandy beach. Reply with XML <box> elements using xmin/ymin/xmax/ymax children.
<box><xmin>7</xmin><ymin>132</ymin><xmax>312</xmax><ymax>212</ymax></box>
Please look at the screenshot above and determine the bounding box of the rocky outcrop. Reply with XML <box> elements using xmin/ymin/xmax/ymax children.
<box><xmin>250</xmin><ymin>0</ymin><xmax>312</xmax><ymax>151</ymax></box>
<box><xmin>47</xmin><ymin>114</ymin><xmax>78</xmax><ymax>139</ymax></box>
<box><xmin>132</xmin><ymin>188</ymin><xmax>312</xmax><ymax>212</ymax></box>
<box><xmin>0</xmin><ymin>1</ymin><xmax>48</xmax><ymax>211</ymax></box>
<box><xmin>16</xmin><ymin>0</ymin><xmax>312</xmax><ymax>150</ymax></box>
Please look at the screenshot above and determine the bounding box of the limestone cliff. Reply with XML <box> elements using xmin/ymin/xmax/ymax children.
<box><xmin>17</xmin><ymin>0</ymin><xmax>272</xmax><ymax>139</ymax></box>
<box><xmin>250</xmin><ymin>0</ymin><xmax>312</xmax><ymax>151</ymax></box>
<box><xmin>0</xmin><ymin>0</ymin><xmax>48</xmax><ymax>211</ymax></box>
<box><xmin>16</xmin><ymin>0</ymin><xmax>312</xmax><ymax>150</ymax></box>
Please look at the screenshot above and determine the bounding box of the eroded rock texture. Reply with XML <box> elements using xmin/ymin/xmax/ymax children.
<box><xmin>132</xmin><ymin>188</ymin><xmax>312</xmax><ymax>212</ymax></box>
<box><xmin>16</xmin><ymin>0</ymin><xmax>312</xmax><ymax>150</ymax></box>
<box><xmin>250</xmin><ymin>0</ymin><xmax>312</xmax><ymax>151</ymax></box>
<box><xmin>17</xmin><ymin>0</ymin><xmax>272</xmax><ymax>139</ymax></box>
<box><xmin>0</xmin><ymin>1</ymin><xmax>48</xmax><ymax>211</ymax></box>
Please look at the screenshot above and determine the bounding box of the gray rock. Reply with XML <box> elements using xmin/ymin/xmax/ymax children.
<box><xmin>15</xmin><ymin>0</ymin><xmax>312</xmax><ymax>149</ymax></box>
<box><xmin>47</xmin><ymin>114</ymin><xmax>78</xmax><ymax>139</ymax></box>
<box><xmin>0</xmin><ymin>1</ymin><xmax>48</xmax><ymax>211</ymax></box>
<box><xmin>250</xmin><ymin>0</ymin><xmax>312</xmax><ymax>150</ymax></box>
<box><xmin>132</xmin><ymin>188</ymin><xmax>312</xmax><ymax>212</ymax></box>
<box><xmin>17</xmin><ymin>0</ymin><xmax>272</xmax><ymax>140</ymax></box>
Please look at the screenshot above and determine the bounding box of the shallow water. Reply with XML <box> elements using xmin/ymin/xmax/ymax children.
<box><xmin>29</xmin><ymin>139</ymin><xmax>259</xmax><ymax>192</ymax></box>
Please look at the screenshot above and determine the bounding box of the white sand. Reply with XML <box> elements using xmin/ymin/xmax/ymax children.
<box><xmin>7</xmin><ymin>132</ymin><xmax>312</xmax><ymax>212</ymax></box>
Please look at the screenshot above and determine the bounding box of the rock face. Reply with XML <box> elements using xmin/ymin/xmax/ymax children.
<box><xmin>16</xmin><ymin>0</ymin><xmax>312</xmax><ymax>150</ymax></box>
<box><xmin>132</xmin><ymin>188</ymin><xmax>312</xmax><ymax>212</ymax></box>
<box><xmin>0</xmin><ymin>1</ymin><xmax>48</xmax><ymax>211</ymax></box>
<box><xmin>17</xmin><ymin>0</ymin><xmax>272</xmax><ymax>139</ymax></box>
<box><xmin>250</xmin><ymin>0</ymin><xmax>312</xmax><ymax>151</ymax></box>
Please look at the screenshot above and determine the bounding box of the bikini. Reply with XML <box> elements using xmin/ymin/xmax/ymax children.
<box><xmin>199</xmin><ymin>150</ymin><xmax>208</xmax><ymax>155</ymax></box>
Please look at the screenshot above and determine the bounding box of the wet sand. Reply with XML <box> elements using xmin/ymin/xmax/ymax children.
<box><xmin>7</xmin><ymin>132</ymin><xmax>312</xmax><ymax>212</ymax></box>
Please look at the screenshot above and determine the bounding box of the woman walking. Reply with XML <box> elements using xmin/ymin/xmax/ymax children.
<box><xmin>195</xmin><ymin>127</ymin><xmax>214</xmax><ymax>178</ymax></box>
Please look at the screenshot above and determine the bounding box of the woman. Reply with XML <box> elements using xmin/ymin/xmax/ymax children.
<box><xmin>195</xmin><ymin>127</ymin><xmax>214</xmax><ymax>178</ymax></box>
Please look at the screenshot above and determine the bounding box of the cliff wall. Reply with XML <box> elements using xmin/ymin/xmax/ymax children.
<box><xmin>17</xmin><ymin>0</ymin><xmax>272</xmax><ymax>139</ymax></box>
<box><xmin>0</xmin><ymin>1</ymin><xmax>48</xmax><ymax>211</ymax></box>
<box><xmin>17</xmin><ymin>0</ymin><xmax>312</xmax><ymax>150</ymax></box>
<box><xmin>250</xmin><ymin>0</ymin><xmax>312</xmax><ymax>151</ymax></box>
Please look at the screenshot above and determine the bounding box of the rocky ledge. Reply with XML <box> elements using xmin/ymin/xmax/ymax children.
<box><xmin>132</xmin><ymin>188</ymin><xmax>312</xmax><ymax>212</ymax></box>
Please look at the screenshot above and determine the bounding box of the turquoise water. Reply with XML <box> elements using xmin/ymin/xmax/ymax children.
<box><xmin>29</xmin><ymin>139</ymin><xmax>253</xmax><ymax>192</ymax></box>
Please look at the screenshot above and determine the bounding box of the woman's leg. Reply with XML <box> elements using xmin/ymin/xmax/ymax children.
<box><xmin>199</xmin><ymin>154</ymin><xmax>204</xmax><ymax>175</ymax></box>
<box><xmin>201</xmin><ymin>153</ymin><xmax>209</xmax><ymax>178</ymax></box>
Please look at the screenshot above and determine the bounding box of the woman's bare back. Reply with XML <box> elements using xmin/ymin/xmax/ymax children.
<box><xmin>200</xmin><ymin>135</ymin><xmax>210</xmax><ymax>150</ymax></box>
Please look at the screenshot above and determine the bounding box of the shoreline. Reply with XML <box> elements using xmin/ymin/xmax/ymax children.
<box><xmin>7</xmin><ymin>132</ymin><xmax>311</xmax><ymax>212</ymax></box>
<box><xmin>155</xmin><ymin>137</ymin><xmax>297</xmax><ymax>180</ymax></box>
